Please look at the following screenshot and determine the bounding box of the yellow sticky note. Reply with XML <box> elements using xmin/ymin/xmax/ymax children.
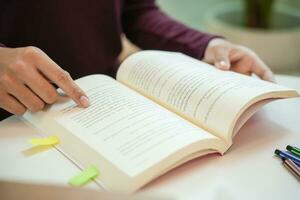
<box><xmin>29</xmin><ymin>136</ymin><xmax>59</xmax><ymax>146</ymax></box>
<box><xmin>69</xmin><ymin>166</ymin><xmax>100</xmax><ymax>186</ymax></box>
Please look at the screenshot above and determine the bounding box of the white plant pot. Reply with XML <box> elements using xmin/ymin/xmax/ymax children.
<box><xmin>204</xmin><ymin>2</ymin><xmax>300</xmax><ymax>72</ymax></box>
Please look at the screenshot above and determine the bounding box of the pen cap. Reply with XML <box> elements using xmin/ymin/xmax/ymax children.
<box><xmin>286</xmin><ymin>145</ymin><xmax>293</xmax><ymax>151</ymax></box>
<box><xmin>275</xmin><ymin>149</ymin><xmax>281</xmax><ymax>155</ymax></box>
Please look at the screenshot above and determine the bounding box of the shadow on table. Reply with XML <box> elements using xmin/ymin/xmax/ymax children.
<box><xmin>142</xmin><ymin>110</ymin><xmax>290</xmax><ymax>190</ymax></box>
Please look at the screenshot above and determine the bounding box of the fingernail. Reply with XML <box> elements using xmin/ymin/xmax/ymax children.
<box><xmin>79</xmin><ymin>96</ymin><xmax>90</xmax><ymax>107</ymax></box>
<box><xmin>219</xmin><ymin>61</ymin><xmax>230</xmax><ymax>69</ymax></box>
<box><xmin>269</xmin><ymin>76</ymin><xmax>276</xmax><ymax>83</ymax></box>
<box><xmin>270</xmin><ymin>74</ymin><xmax>276</xmax><ymax>82</ymax></box>
<box><xmin>266</xmin><ymin>75</ymin><xmax>275</xmax><ymax>82</ymax></box>
<box><xmin>264</xmin><ymin>73</ymin><xmax>276</xmax><ymax>83</ymax></box>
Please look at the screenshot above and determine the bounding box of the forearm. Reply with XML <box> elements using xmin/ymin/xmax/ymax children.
<box><xmin>122</xmin><ymin>0</ymin><xmax>221</xmax><ymax>59</ymax></box>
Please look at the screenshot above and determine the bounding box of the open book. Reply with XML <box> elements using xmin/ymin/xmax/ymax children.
<box><xmin>23</xmin><ymin>51</ymin><xmax>299</xmax><ymax>192</ymax></box>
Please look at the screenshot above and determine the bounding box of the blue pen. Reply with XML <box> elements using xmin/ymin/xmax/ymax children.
<box><xmin>275</xmin><ymin>149</ymin><xmax>300</xmax><ymax>166</ymax></box>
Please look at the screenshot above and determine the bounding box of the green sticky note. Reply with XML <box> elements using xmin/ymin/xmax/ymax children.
<box><xmin>69</xmin><ymin>166</ymin><xmax>100</xmax><ymax>186</ymax></box>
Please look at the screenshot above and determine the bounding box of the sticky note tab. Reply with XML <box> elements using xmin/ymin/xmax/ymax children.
<box><xmin>29</xmin><ymin>136</ymin><xmax>59</xmax><ymax>146</ymax></box>
<box><xmin>69</xmin><ymin>166</ymin><xmax>100</xmax><ymax>186</ymax></box>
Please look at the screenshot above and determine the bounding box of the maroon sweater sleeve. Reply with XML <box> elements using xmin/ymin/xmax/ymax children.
<box><xmin>122</xmin><ymin>0</ymin><xmax>222</xmax><ymax>59</ymax></box>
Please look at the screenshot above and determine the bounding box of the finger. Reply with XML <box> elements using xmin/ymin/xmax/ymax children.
<box><xmin>228</xmin><ymin>48</ymin><xmax>244</xmax><ymax>63</ymax></box>
<box><xmin>31</xmin><ymin>50</ymin><xmax>89</xmax><ymax>107</ymax></box>
<box><xmin>251</xmin><ymin>56</ymin><xmax>276</xmax><ymax>82</ymax></box>
<box><xmin>5</xmin><ymin>78</ymin><xmax>45</xmax><ymax>112</ymax></box>
<box><xmin>260</xmin><ymin>69</ymin><xmax>275</xmax><ymax>82</ymax></box>
<box><xmin>0</xmin><ymin>90</ymin><xmax>26</xmax><ymax>116</ymax></box>
<box><xmin>49</xmin><ymin>70</ymin><xmax>90</xmax><ymax>107</ymax></box>
<box><xmin>229</xmin><ymin>57</ymin><xmax>253</xmax><ymax>75</ymax></box>
<box><xmin>18</xmin><ymin>67</ymin><xmax>59</xmax><ymax>104</ymax></box>
<box><xmin>213</xmin><ymin>46</ymin><xmax>231</xmax><ymax>70</ymax></box>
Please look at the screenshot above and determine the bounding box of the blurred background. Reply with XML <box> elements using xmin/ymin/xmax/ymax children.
<box><xmin>157</xmin><ymin>0</ymin><xmax>300</xmax><ymax>76</ymax></box>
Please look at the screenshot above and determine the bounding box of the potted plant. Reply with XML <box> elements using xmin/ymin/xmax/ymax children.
<box><xmin>204</xmin><ymin>0</ymin><xmax>300</xmax><ymax>73</ymax></box>
<box><xmin>245</xmin><ymin>0</ymin><xmax>274</xmax><ymax>29</ymax></box>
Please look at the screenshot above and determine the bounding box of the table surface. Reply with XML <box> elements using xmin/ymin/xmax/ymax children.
<box><xmin>0</xmin><ymin>75</ymin><xmax>300</xmax><ymax>200</ymax></box>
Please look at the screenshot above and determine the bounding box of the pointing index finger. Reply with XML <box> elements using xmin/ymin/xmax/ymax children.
<box><xmin>32</xmin><ymin>49</ymin><xmax>90</xmax><ymax>107</ymax></box>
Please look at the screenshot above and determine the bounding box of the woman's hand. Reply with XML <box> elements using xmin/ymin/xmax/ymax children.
<box><xmin>203</xmin><ymin>38</ymin><xmax>275</xmax><ymax>82</ymax></box>
<box><xmin>0</xmin><ymin>46</ymin><xmax>89</xmax><ymax>116</ymax></box>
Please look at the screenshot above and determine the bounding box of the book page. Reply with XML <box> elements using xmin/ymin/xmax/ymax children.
<box><xmin>117</xmin><ymin>51</ymin><xmax>298</xmax><ymax>142</ymax></box>
<box><xmin>24</xmin><ymin>75</ymin><xmax>223</xmax><ymax>184</ymax></box>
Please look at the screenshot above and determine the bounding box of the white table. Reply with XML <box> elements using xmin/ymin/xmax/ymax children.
<box><xmin>1</xmin><ymin>75</ymin><xmax>300</xmax><ymax>200</ymax></box>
